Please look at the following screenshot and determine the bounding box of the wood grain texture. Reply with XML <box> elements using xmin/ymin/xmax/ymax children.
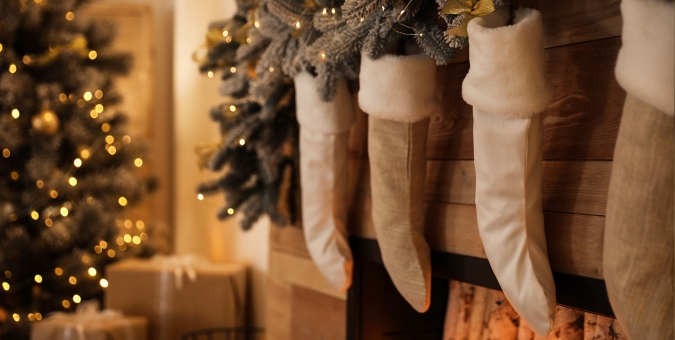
<box><xmin>425</xmin><ymin>160</ymin><xmax>612</xmax><ymax>216</ymax></box>
<box><xmin>540</xmin><ymin>0</ymin><xmax>622</xmax><ymax>48</ymax></box>
<box><xmin>269</xmin><ymin>250</ymin><xmax>346</xmax><ymax>300</ymax></box>
<box><xmin>429</xmin><ymin>38</ymin><xmax>624</xmax><ymax>161</ymax></box>
<box><xmin>349</xmin><ymin>198</ymin><xmax>605</xmax><ymax>278</ymax></box>
<box><xmin>266</xmin><ymin>276</ymin><xmax>292</xmax><ymax>340</ymax></box>
<box><xmin>291</xmin><ymin>285</ymin><xmax>346</xmax><ymax>340</ymax></box>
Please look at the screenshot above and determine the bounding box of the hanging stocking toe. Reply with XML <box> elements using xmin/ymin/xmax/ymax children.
<box><xmin>463</xmin><ymin>8</ymin><xmax>556</xmax><ymax>336</ymax></box>
<box><xmin>295</xmin><ymin>71</ymin><xmax>355</xmax><ymax>292</ymax></box>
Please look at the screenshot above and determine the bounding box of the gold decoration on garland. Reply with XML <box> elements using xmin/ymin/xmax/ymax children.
<box><xmin>194</xmin><ymin>139</ymin><xmax>223</xmax><ymax>170</ymax></box>
<box><xmin>34</xmin><ymin>35</ymin><xmax>90</xmax><ymax>65</ymax></box>
<box><xmin>31</xmin><ymin>109</ymin><xmax>60</xmax><ymax>135</ymax></box>
<box><xmin>441</xmin><ymin>0</ymin><xmax>496</xmax><ymax>37</ymax></box>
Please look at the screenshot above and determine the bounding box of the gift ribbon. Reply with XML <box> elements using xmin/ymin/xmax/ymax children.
<box><xmin>441</xmin><ymin>0</ymin><xmax>496</xmax><ymax>37</ymax></box>
<box><xmin>35</xmin><ymin>301</ymin><xmax>136</xmax><ymax>340</ymax></box>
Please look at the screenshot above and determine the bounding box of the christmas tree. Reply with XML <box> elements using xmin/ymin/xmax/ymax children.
<box><xmin>196</xmin><ymin>0</ymin><xmax>299</xmax><ymax>230</ymax></box>
<box><xmin>0</xmin><ymin>0</ymin><xmax>156</xmax><ymax>336</ymax></box>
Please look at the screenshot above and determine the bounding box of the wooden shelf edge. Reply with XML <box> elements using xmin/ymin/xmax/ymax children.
<box><xmin>348</xmin><ymin>237</ymin><xmax>614</xmax><ymax>318</ymax></box>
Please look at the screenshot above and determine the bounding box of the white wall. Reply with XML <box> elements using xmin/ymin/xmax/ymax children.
<box><xmin>172</xmin><ymin>0</ymin><xmax>269</xmax><ymax>328</ymax></box>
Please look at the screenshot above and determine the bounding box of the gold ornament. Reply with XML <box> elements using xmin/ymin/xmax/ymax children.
<box><xmin>194</xmin><ymin>139</ymin><xmax>223</xmax><ymax>170</ymax></box>
<box><xmin>441</xmin><ymin>0</ymin><xmax>496</xmax><ymax>37</ymax></box>
<box><xmin>31</xmin><ymin>109</ymin><xmax>60</xmax><ymax>135</ymax></box>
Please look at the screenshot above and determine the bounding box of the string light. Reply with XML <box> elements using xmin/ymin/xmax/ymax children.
<box><xmin>35</xmin><ymin>313</ymin><xmax>42</xmax><ymax>321</ymax></box>
<box><xmin>2</xmin><ymin>148</ymin><xmax>9</xmax><ymax>158</ymax></box>
<box><xmin>28</xmin><ymin>313</ymin><xmax>35</xmax><ymax>321</ymax></box>
<box><xmin>9</xmin><ymin>64</ymin><xmax>16</xmax><ymax>74</ymax></box>
<box><xmin>12</xmin><ymin>314</ymin><xmax>19</xmax><ymax>322</ymax></box>
<box><xmin>331</xmin><ymin>7</ymin><xmax>336</xmax><ymax>14</ymax></box>
<box><xmin>136</xmin><ymin>220</ymin><xmax>145</xmax><ymax>230</ymax></box>
<box><xmin>269</xmin><ymin>67</ymin><xmax>274</xmax><ymax>73</ymax></box>
<box><xmin>68</xmin><ymin>177</ymin><xmax>77</xmax><ymax>186</ymax></box>
<box><xmin>320</xmin><ymin>52</ymin><xmax>326</xmax><ymax>61</ymax></box>
<box><xmin>116</xmin><ymin>237</ymin><xmax>124</xmax><ymax>246</ymax></box>
<box><xmin>45</xmin><ymin>218</ymin><xmax>53</xmax><ymax>227</ymax></box>
<box><xmin>105</xmin><ymin>135</ymin><xmax>114</xmax><ymax>144</ymax></box>
<box><xmin>295</xmin><ymin>21</ymin><xmax>301</xmax><ymax>29</ymax></box>
<box><xmin>95</xmin><ymin>90</ymin><xmax>103</xmax><ymax>99</ymax></box>
<box><xmin>2</xmin><ymin>282</ymin><xmax>9</xmax><ymax>291</ymax></box>
<box><xmin>207</xmin><ymin>71</ymin><xmax>214</xmax><ymax>78</ymax></box>
<box><xmin>90</xmin><ymin>110</ymin><xmax>98</xmax><ymax>119</ymax></box>
<box><xmin>59</xmin><ymin>93</ymin><xmax>68</xmax><ymax>102</ymax></box>
<box><xmin>82</xmin><ymin>255</ymin><xmax>90</xmax><ymax>264</ymax></box>
<box><xmin>118</xmin><ymin>197</ymin><xmax>127</xmax><ymax>206</ymax></box>
<box><xmin>68</xmin><ymin>276</ymin><xmax>77</xmax><ymax>285</ymax></box>
<box><xmin>68</xmin><ymin>94</ymin><xmax>75</xmax><ymax>101</ymax></box>
<box><xmin>10</xmin><ymin>172</ymin><xmax>19</xmax><ymax>180</ymax></box>
<box><xmin>360</xmin><ymin>17</ymin><xmax>365</xmax><ymax>22</ymax></box>
<box><xmin>225</xmin><ymin>36</ymin><xmax>233</xmax><ymax>43</ymax></box>
<box><xmin>222</xmin><ymin>30</ymin><xmax>229</xmax><ymax>37</ymax></box>
<box><xmin>107</xmin><ymin>146</ymin><xmax>117</xmax><ymax>155</ymax></box>
<box><xmin>100</xmin><ymin>240</ymin><xmax>108</xmax><ymax>249</ymax></box>
<box><xmin>239</xmin><ymin>138</ymin><xmax>246</xmax><ymax>146</ymax></box>
<box><xmin>65</xmin><ymin>12</ymin><xmax>74</xmax><ymax>20</ymax></box>
<box><xmin>101</xmin><ymin>123</ymin><xmax>110</xmax><ymax>132</ymax></box>
<box><xmin>197</xmin><ymin>193</ymin><xmax>204</xmax><ymax>201</ymax></box>
<box><xmin>124</xmin><ymin>219</ymin><xmax>132</xmax><ymax>228</ymax></box>
<box><xmin>87</xmin><ymin>196</ymin><xmax>95</xmax><ymax>205</ymax></box>
<box><xmin>88</xmin><ymin>50</ymin><xmax>97</xmax><ymax>60</ymax></box>
<box><xmin>132</xmin><ymin>236</ymin><xmax>141</xmax><ymax>244</ymax></box>
<box><xmin>83</xmin><ymin>92</ymin><xmax>92</xmax><ymax>101</ymax></box>
<box><xmin>246</xmin><ymin>37</ymin><xmax>252</xmax><ymax>43</ymax></box>
<box><xmin>229</xmin><ymin>105</ymin><xmax>236</xmax><ymax>112</ymax></box>
<box><xmin>0</xmin><ymin>43</ymin><xmax>3</xmax><ymax>52</ymax></box>
<box><xmin>140</xmin><ymin>232</ymin><xmax>148</xmax><ymax>241</ymax></box>
<box><xmin>55</xmin><ymin>267</ymin><xmax>63</xmax><ymax>276</ymax></box>
<box><xmin>74</xmin><ymin>158</ymin><xmax>82</xmax><ymax>167</ymax></box>
<box><xmin>36</xmin><ymin>180</ymin><xmax>44</xmax><ymax>188</ymax></box>
<box><xmin>34</xmin><ymin>275</ymin><xmax>42</xmax><ymax>283</ymax></box>
<box><xmin>11</xmin><ymin>109</ymin><xmax>19</xmax><ymax>119</ymax></box>
<box><xmin>107</xmin><ymin>249</ymin><xmax>115</xmax><ymax>258</ymax></box>
<box><xmin>230</xmin><ymin>67</ymin><xmax>236</xmax><ymax>73</ymax></box>
<box><xmin>31</xmin><ymin>211</ymin><xmax>39</xmax><ymax>220</ymax></box>
<box><xmin>322</xmin><ymin>8</ymin><xmax>327</xmax><ymax>15</ymax></box>
<box><xmin>100</xmin><ymin>278</ymin><xmax>109</xmax><ymax>288</ymax></box>
<box><xmin>60</xmin><ymin>207</ymin><xmax>68</xmax><ymax>217</ymax></box>
<box><xmin>77</xmin><ymin>99</ymin><xmax>85</xmax><ymax>107</ymax></box>
<box><xmin>22</xmin><ymin>55</ymin><xmax>30</xmax><ymax>64</ymax></box>
<box><xmin>95</xmin><ymin>104</ymin><xmax>104</xmax><ymax>113</ymax></box>
<box><xmin>134</xmin><ymin>158</ymin><xmax>143</xmax><ymax>167</ymax></box>
<box><xmin>123</xmin><ymin>234</ymin><xmax>132</xmax><ymax>243</ymax></box>
<box><xmin>122</xmin><ymin>135</ymin><xmax>131</xmax><ymax>144</ymax></box>
<box><xmin>254</xmin><ymin>21</ymin><xmax>260</xmax><ymax>28</ymax></box>
<box><xmin>94</xmin><ymin>245</ymin><xmax>102</xmax><ymax>253</ymax></box>
<box><xmin>49</xmin><ymin>190</ymin><xmax>58</xmax><ymax>198</ymax></box>
<box><xmin>73</xmin><ymin>294</ymin><xmax>81</xmax><ymax>303</ymax></box>
<box><xmin>88</xmin><ymin>267</ymin><xmax>96</xmax><ymax>276</ymax></box>
<box><xmin>227</xmin><ymin>208</ymin><xmax>234</xmax><ymax>215</ymax></box>
<box><xmin>4</xmin><ymin>271</ymin><xmax>10</xmax><ymax>279</ymax></box>
<box><xmin>62</xmin><ymin>300</ymin><xmax>70</xmax><ymax>308</ymax></box>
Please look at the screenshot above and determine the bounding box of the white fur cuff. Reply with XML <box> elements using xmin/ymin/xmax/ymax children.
<box><xmin>294</xmin><ymin>71</ymin><xmax>355</xmax><ymax>134</ymax></box>
<box><xmin>463</xmin><ymin>8</ymin><xmax>553</xmax><ymax>119</ymax></box>
<box><xmin>358</xmin><ymin>53</ymin><xmax>438</xmax><ymax>123</ymax></box>
<box><xmin>615</xmin><ymin>0</ymin><xmax>674</xmax><ymax>116</ymax></box>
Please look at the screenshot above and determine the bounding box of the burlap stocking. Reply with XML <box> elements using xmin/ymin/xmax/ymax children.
<box><xmin>463</xmin><ymin>8</ymin><xmax>556</xmax><ymax>336</ymax></box>
<box><xmin>604</xmin><ymin>0</ymin><xmax>674</xmax><ymax>337</ymax></box>
<box><xmin>359</xmin><ymin>52</ymin><xmax>437</xmax><ymax>312</ymax></box>
<box><xmin>294</xmin><ymin>71</ymin><xmax>355</xmax><ymax>292</ymax></box>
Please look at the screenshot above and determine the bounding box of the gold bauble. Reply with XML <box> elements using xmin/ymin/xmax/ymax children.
<box><xmin>32</xmin><ymin>109</ymin><xmax>60</xmax><ymax>135</ymax></box>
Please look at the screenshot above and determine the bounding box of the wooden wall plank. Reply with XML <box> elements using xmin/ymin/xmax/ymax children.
<box><xmin>269</xmin><ymin>250</ymin><xmax>346</xmax><ymax>300</ymax></box>
<box><xmin>540</xmin><ymin>0</ymin><xmax>622</xmax><ymax>48</ymax></box>
<box><xmin>429</xmin><ymin>38</ymin><xmax>624</xmax><ymax>161</ymax></box>
<box><xmin>349</xmin><ymin>197</ymin><xmax>605</xmax><ymax>279</ymax></box>
<box><xmin>291</xmin><ymin>285</ymin><xmax>346</xmax><ymax>340</ymax></box>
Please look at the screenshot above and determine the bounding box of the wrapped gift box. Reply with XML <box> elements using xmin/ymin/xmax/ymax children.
<box><xmin>105</xmin><ymin>256</ymin><xmax>246</xmax><ymax>340</ymax></box>
<box><xmin>31</xmin><ymin>308</ymin><xmax>147</xmax><ymax>340</ymax></box>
